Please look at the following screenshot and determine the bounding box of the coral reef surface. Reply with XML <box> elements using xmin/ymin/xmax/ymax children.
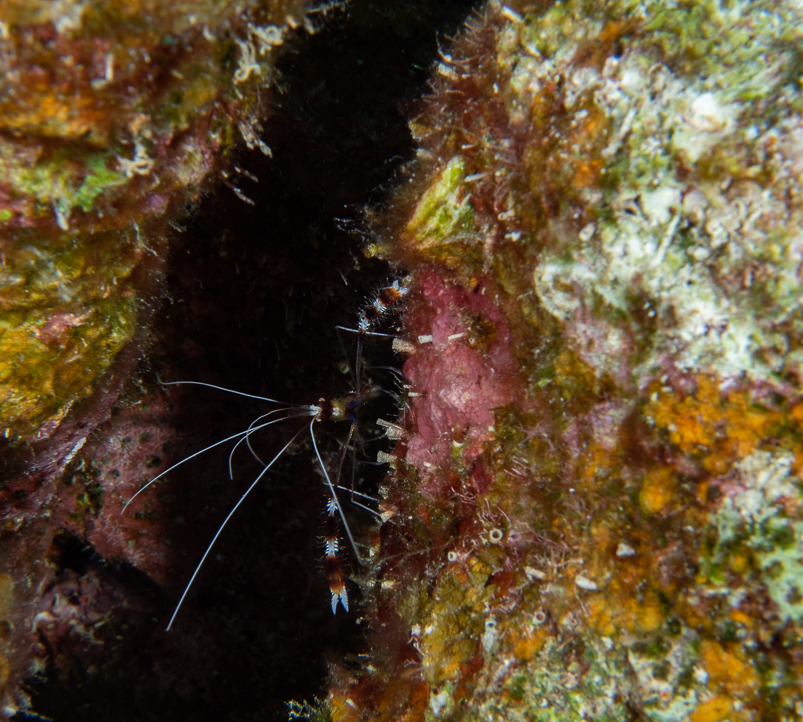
<box><xmin>0</xmin><ymin>0</ymin><xmax>306</xmax><ymax>445</ymax></box>
<box><xmin>333</xmin><ymin>1</ymin><xmax>803</xmax><ymax>720</ymax></box>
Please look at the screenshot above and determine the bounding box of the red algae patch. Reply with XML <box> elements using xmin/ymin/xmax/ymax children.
<box><xmin>403</xmin><ymin>268</ymin><xmax>520</xmax><ymax>477</ymax></box>
<box><xmin>64</xmin><ymin>390</ymin><xmax>187</xmax><ymax>586</ymax></box>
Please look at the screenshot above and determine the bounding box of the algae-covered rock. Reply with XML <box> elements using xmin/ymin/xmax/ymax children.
<box><xmin>0</xmin><ymin>0</ymin><xmax>306</xmax><ymax>444</ymax></box>
<box><xmin>336</xmin><ymin>1</ymin><xmax>803</xmax><ymax>720</ymax></box>
<box><xmin>0</xmin><ymin>0</ymin><xmax>307</xmax><ymax>713</ymax></box>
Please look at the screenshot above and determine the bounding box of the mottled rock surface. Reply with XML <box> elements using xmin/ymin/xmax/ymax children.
<box><xmin>333</xmin><ymin>2</ymin><xmax>803</xmax><ymax>720</ymax></box>
<box><xmin>0</xmin><ymin>0</ymin><xmax>306</xmax><ymax>445</ymax></box>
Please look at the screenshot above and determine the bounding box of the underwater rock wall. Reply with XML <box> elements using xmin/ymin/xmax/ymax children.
<box><xmin>335</xmin><ymin>1</ymin><xmax>803</xmax><ymax>720</ymax></box>
<box><xmin>2</xmin><ymin>0</ymin><xmax>802</xmax><ymax>718</ymax></box>
<box><xmin>0</xmin><ymin>0</ymin><xmax>306</xmax><ymax>446</ymax></box>
<box><xmin>0</xmin><ymin>0</ymin><xmax>307</xmax><ymax>713</ymax></box>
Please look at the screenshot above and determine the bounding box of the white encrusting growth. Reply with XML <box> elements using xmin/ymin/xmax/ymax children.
<box><xmin>233</xmin><ymin>22</ymin><xmax>288</xmax><ymax>85</ymax></box>
<box><xmin>525</xmin><ymin>0</ymin><xmax>803</xmax><ymax>387</ymax></box>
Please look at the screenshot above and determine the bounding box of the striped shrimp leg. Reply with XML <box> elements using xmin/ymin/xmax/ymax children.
<box><xmin>337</xmin><ymin>278</ymin><xmax>411</xmax><ymax>391</ymax></box>
<box><xmin>355</xmin><ymin>279</ymin><xmax>409</xmax><ymax>385</ymax></box>
<box><xmin>357</xmin><ymin>278</ymin><xmax>410</xmax><ymax>335</ymax></box>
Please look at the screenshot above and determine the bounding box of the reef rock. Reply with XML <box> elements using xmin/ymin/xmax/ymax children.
<box><xmin>336</xmin><ymin>1</ymin><xmax>803</xmax><ymax>720</ymax></box>
<box><xmin>0</xmin><ymin>0</ymin><xmax>306</xmax><ymax>713</ymax></box>
<box><xmin>0</xmin><ymin>0</ymin><xmax>306</xmax><ymax>446</ymax></box>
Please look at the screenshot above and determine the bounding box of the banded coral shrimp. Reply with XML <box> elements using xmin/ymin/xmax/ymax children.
<box><xmin>122</xmin><ymin>276</ymin><xmax>409</xmax><ymax>630</ymax></box>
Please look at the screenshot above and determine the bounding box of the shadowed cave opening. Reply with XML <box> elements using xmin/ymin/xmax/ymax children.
<box><xmin>18</xmin><ymin>2</ymin><xmax>480</xmax><ymax>721</ymax></box>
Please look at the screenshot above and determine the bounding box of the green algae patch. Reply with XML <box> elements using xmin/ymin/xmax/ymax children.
<box><xmin>9</xmin><ymin>150</ymin><xmax>128</xmax><ymax>229</ymax></box>
<box><xmin>406</xmin><ymin>157</ymin><xmax>472</xmax><ymax>242</ymax></box>
<box><xmin>0</xmin><ymin>211</ymin><xmax>150</xmax><ymax>440</ymax></box>
<box><xmin>0</xmin><ymin>293</ymin><xmax>138</xmax><ymax>437</ymax></box>
<box><xmin>404</xmin><ymin>156</ymin><xmax>477</xmax><ymax>267</ymax></box>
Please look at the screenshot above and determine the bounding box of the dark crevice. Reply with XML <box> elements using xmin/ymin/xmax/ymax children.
<box><xmin>19</xmin><ymin>2</ymin><xmax>480</xmax><ymax>721</ymax></box>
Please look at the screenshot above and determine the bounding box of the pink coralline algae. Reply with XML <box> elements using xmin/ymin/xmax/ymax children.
<box><xmin>403</xmin><ymin>269</ymin><xmax>518</xmax><ymax>480</ymax></box>
<box><xmin>61</xmin><ymin>391</ymin><xmax>189</xmax><ymax>586</ymax></box>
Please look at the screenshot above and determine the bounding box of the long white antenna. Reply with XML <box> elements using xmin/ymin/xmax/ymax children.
<box><xmin>166</xmin><ymin>424</ymin><xmax>309</xmax><ymax>631</ymax></box>
<box><xmin>121</xmin><ymin>410</ymin><xmax>315</xmax><ymax>513</ymax></box>
<box><xmin>157</xmin><ymin>378</ymin><xmax>297</xmax><ymax>406</ymax></box>
<box><xmin>227</xmin><ymin>407</ymin><xmax>300</xmax><ymax>476</ymax></box>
